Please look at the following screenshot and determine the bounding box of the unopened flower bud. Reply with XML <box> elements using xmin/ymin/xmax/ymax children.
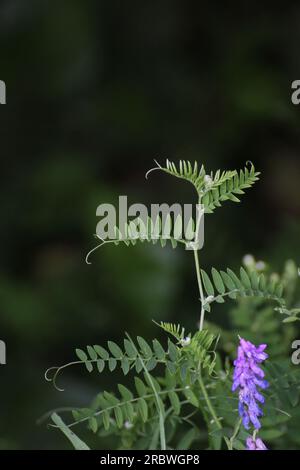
<box><xmin>243</xmin><ymin>254</ymin><xmax>255</xmax><ymax>267</ymax></box>
<box><xmin>180</xmin><ymin>337</ymin><xmax>191</xmax><ymax>347</ymax></box>
<box><xmin>255</xmin><ymin>261</ymin><xmax>266</xmax><ymax>271</ymax></box>
<box><xmin>204</xmin><ymin>175</ymin><xmax>213</xmax><ymax>188</ymax></box>
<box><xmin>124</xmin><ymin>421</ymin><xmax>133</xmax><ymax>430</ymax></box>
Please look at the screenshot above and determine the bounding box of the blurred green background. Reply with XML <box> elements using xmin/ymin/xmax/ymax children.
<box><xmin>0</xmin><ymin>0</ymin><xmax>300</xmax><ymax>449</ymax></box>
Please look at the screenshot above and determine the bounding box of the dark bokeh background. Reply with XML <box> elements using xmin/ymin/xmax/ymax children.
<box><xmin>0</xmin><ymin>0</ymin><xmax>300</xmax><ymax>449</ymax></box>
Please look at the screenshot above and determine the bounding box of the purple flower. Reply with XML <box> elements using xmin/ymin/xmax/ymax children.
<box><xmin>232</xmin><ymin>338</ymin><xmax>269</xmax><ymax>431</ymax></box>
<box><xmin>246</xmin><ymin>437</ymin><xmax>268</xmax><ymax>450</ymax></box>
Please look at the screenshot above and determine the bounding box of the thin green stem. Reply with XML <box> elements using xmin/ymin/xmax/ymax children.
<box><xmin>198</xmin><ymin>373</ymin><xmax>222</xmax><ymax>431</ymax></box>
<box><xmin>126</xmin><ymin>333</ymin><xmax>166</xmax><ymax>451</ymax></box>
<box><xmin>227</xmin><ymin>418</ymin><xmax>242</xmax><ymax>450</ymax></box>
<box><xmin>193</xmin><ymin>249</ymin><xmax>205</xmax><ymax>331</ymax></box>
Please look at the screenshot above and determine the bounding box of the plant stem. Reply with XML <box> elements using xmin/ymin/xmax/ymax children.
<box><xmin>126</xmin><ymin>333</ymin><xmax>166</xmax><ymax>450</ymax></box>
<box><xmin>198</xmin><ymin>373</ymin><xmax>222</xmax><ymax>431</ymax></box>
<box><xmin>193</xmin><ymin>249</ymin><xmax>205</xmax><ymax>330</ymax></box>
<box><xmin>227</xmin><ymin>418</ymin><xmax>242</xmax><ymax>450</ymax></box>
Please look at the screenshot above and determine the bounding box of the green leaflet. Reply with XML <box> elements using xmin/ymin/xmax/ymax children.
<box><xmin>51</xmin><ymin>413</ymin><xmax>90</xmax><ymax>450</ymax></box>
<box><xmin>75</xmin><ymin>348</ymin><xmax>88</xmax><ymax>361</ymax></box>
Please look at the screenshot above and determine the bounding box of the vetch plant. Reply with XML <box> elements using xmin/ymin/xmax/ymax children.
<box><xmin>44</xmin><ymin>160</ymin><xmax>300</xmax><ymax>450</ymax></box>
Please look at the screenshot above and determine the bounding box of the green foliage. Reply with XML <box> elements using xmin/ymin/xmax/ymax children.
<box><xmin>147</xmin><ymin>159</ymin><xmax>207</xmax><ymax>194</ymax></box>
<box><xmin>46</xmin><ymin>329</ymin><xmax>218</xmax><ymax>393</ymax></box>
<box><xmin>102</xmin><ymin>215</ymin><xmax>188</xmax><ymax>248</ymax></box>
<box><xmin>201</xmin><ymin>164</ymin><xmax>260</xmax><ymax>213</ymax></box>
<box><xmin>48</xmin><ymin>327</ymin><xmax>226</xmax><ymax>449</ymax></box>
<box><xmin>46</xmin><ymin>161</ymin><xmax>300</xmax><ymax>451</ymax></box>
<box><xmin>147</xmin><ymin>159</ymin><xmax>260</xmax><ymax>213</ymax></box>
<box><xmin>155</xmin><ymin>321</ymin><xmax>186</xmax><ymax>341</ymax></box>
<box><xmin>200</xmin><ymin>266</ymin><xmax>286</xmax><ymax>313</ymax></box>
<box><xmin>86</xmin><ymin>214</ymin><xmax>195</xmax><ymax>264</ymax></box>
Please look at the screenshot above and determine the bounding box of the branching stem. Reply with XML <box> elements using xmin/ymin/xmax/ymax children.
<box><xmin>193</xmin><ymin>249</ymin><xmax>205</xmax><ymax>331</ymax></box>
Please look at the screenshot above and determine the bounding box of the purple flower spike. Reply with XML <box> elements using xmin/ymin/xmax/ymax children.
<box><xmin>246</xmin><ymin>437</ymin><xmax>268</xmax><ymax>450</ymax></box>
<box><xmin>232</xmin><ymin>337</ymin><xmax>269</xmax><ymax>431</ymax></box>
